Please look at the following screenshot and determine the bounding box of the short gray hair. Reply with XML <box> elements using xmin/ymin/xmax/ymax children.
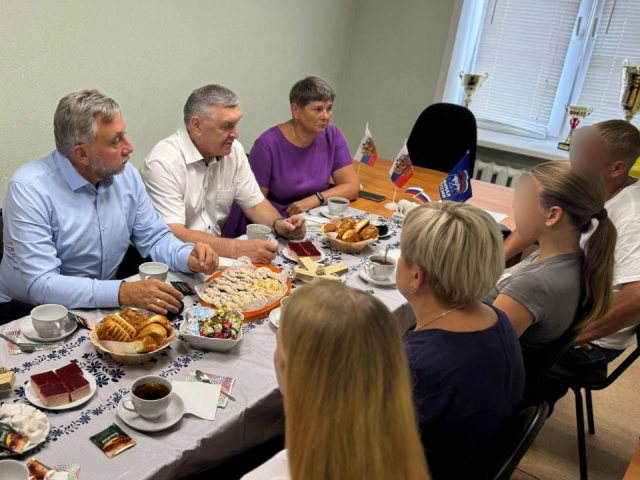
<box><xmin>289</xmin><ymin>76</ymin><xmax>335</xmax><ymax>108</ymax></box>
<box><xmin>183</xmin><ymin>84</ymin><xmax>239</xmax><ymax>126</ymax></box>
<box><xmin>54</xmin><ymin>89</ymin><xmax>121</xmax><ymax>159</ymax></box>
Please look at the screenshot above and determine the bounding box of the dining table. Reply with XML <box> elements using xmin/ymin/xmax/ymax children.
<box><xmin>0</xmin><ymin>166</ymin><xmax>515</xmax><ymax>479</ymax></box>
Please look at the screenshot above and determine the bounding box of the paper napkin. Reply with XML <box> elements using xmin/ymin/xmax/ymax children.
<box><xmin>172</xmin><ymin>381</ymin><xmax>221</xmax><ymax>421</ymax></box>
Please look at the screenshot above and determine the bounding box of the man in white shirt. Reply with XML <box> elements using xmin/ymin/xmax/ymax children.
<box><xmin>504</xmin><ymin>120</ymin><xmax>640</xmax><ymax>366</ymax></box>
<box><xmin>141</xmin><ymin>84</ymin><xmax>306</xmax><ymax>264</ymax></box>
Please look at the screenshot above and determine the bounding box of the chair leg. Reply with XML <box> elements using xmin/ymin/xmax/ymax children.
<box><xmin>574</xmin><ymin>388</ymin><xmax>588</xmax><ymax>480</ymax></box>
<box><xmin>585</xmin><ymin>388</ymin><xmax>595</xmax><ymax>434</ymax></box>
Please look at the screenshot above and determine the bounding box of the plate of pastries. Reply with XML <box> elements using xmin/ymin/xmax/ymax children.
<box><xmin>89</xmin><ymin>307</ymin><xmax>176</xmax><ymax>364</ymax></box>
<box><xmin>322</xmin><ymin>217</ymin><xmax>379</xmax><ymax>253</ymax></box>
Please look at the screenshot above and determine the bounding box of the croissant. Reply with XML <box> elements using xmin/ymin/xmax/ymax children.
<box><xmin>136</xmin><ymin>315</ymin><xmax>173</xmax><ymax>335</ymax></box>
<box><xmin>134</xmin><ymin>323</ymin><xmax>167</xmax><ymax>345</ymax></box>
<box><xmin>131</xmin><ymin>336</ymin><xmax>158</xmax><ymax>353</ymax></box>
<box><xmin>103</xmin><ymin>313</ymin><xmax>136</xmax><ymax>338</ymax></box>
<box><xmin>339</xmin><ymin>218</ymin><xmax>356</xmax><ymax>230</ymax></box>
<box><xmin>97</xmin><ymin>319</ymin><xmax>131</xmax><ymax>342</ymax></box>
<box><xmin>120</xmin><ymin>307</ymin><xmax>147</xmax><ymax>329</ymax></box>
<box><xmin>324</xmin><ymin>223</ymin><xmax>337</xmax><ymax>233</ymax></box>
<box><xmin>341</xmin><ymin>229</ymin><xmax>360</xmax><ymax>243</ymax></box>
<box><xmin>359</xmin><ymin>225</ymin><xmax>379</xmax><ymax>240</ymax></box>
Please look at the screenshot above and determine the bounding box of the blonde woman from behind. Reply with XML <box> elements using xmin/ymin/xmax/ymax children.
<box><xmin>242</xmin><ymin>281</ymin><xmax>430</xmax><ymax>480</ymax></box>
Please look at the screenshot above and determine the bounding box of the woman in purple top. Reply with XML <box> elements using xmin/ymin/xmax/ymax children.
<box><xmin>222</xmin><ymin>77</ymin><xmax>359</xmax><ymax>237</ymax></box>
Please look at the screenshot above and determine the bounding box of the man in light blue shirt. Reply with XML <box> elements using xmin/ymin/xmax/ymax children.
<box><xmin>0</xmin><ymin>90</ymin><xmax>218</xmax><ymax>324</ymax></box>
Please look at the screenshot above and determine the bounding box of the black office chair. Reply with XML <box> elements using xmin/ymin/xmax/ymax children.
<box><xmin>407</xmin><ymin>103</ymin><xmax>477</xmax><ymax>173</ymax></box>
<box><xmin>545</xmin><ymin>330</ymin><xmax>640</xmax><ymax>480</ymax></box>
<box><xmin>481</xmin><ymin>400</ymin><xmax>550</xmax><ymax>480</ymax></box>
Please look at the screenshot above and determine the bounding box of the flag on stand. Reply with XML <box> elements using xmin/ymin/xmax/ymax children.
<box><xmin>439</xmin><ymin>152</ymin><xmax>473</xmax><ymax>203</ymax></box>
<box><xmin>353</xmin><ymin>123</ymin><xmax>379</xmax><ymax>166</ymax></box>
<box><xmin>389</xmin><ymin>142</ymin><xmax>414</xmax><ymax>189</ymax></box>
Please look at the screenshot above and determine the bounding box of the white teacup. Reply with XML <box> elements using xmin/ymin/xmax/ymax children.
<box><xmin>123</xmin><ymin>375</ymin><xmax>172</xmax><ymax>420</ymax></box>
<box><xmin>139</xmin><ymin>262</ymin><xmax>169</xmax><ymax>282</ymax></box>
<box><xmin>30</xmin><ymin>304</ymin><xmax>68</xmax><ymax>338</ymax></box>
<box><xmin>0</xmin><ymin>460</ymin><xmax>29</xmax><ymax>480</ymax></box>
<box><xmin>367</xmin><ymin>254</ymin><xmax>397</xmax><ymax>281</ymax></box>
<box><xmin>327</xmin><ymin>197</ymin><xmax>349</xmax><ymax>215</ymax></box>
<box><xmin>247</xmin><ymin>224</ymin><xmax>274</xmax><ymax>242</ymax></box>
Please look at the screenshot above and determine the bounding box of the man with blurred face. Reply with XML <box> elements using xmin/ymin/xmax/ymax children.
<box><xmin>141</xmin><ymin>84</ymin><xmax>306</xmax><ymax>265</ymax></box>
<box><xmin>0</xmin><ymin>90</ymin><xmax>219</xmax><ymax>325</ymax></box>
<box><xmin>504</xmin><ymin>120</ymin><xmax>640</xmax><ymax>367</ymax></box>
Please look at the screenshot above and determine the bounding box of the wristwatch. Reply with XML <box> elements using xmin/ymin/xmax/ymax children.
<box><xmin>316</xmin><ymin>192</ymin><xmax>325</xmax><ymax>206</ymax></box>
<box><xmin>271</xmin><ymin>217</ymin><xmax>284</xmax><ymax>235</ymax></box>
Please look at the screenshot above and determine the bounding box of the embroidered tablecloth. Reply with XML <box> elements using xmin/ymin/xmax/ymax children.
<box><xmin>0</xmin><ymin>208</ymin><xmax>409</xmax><ymax>479</ymax></box>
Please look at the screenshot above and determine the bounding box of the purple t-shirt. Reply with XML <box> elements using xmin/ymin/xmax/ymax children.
<box><xmin>249</xmin><ymin>125</ymin><xmax>353</xmax><ymax>216</ymax></box>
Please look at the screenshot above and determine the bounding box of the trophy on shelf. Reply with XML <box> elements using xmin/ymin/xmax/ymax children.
<box><xmin>620</xmin><ymin>59</ymin><xmax>640</xmax><ymax>123</ymax></box>
<box><xmin>557</xmin><ymin>105</ymin><xmax>593</xmax><ymax>151</ymax></box>
<box><xmin>459</xmin><ymin>71</ymin><xmax>488</xmax><ymax>108</ymax></box>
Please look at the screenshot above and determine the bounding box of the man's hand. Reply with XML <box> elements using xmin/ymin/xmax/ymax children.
<box><xmin>187</xmin><ymin>242</ymin><xmax>219</xmax><ymax>275</ymax></box>
<box><xmin>275</xmin><ymin>215</ymin><xmax>306</xmax><ymax>240</ymax></box>
<box><xmin>234</xmin><ymin>239</ymin><xmax>278</xmax><ymax>264</ymax></box>
<box><xmin>286</xmin><ymin>196</ymin><xmax>321</xmax><ymax>216</ymax></box>
<box><xmin>119</xmin><ymin>279</ymin><xmax>184</xmax><ymax>315</ymax></box>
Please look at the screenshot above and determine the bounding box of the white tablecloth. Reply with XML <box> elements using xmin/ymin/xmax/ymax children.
<box><xmin>0</xmin><ymin>208</ymin><xmax>409</xmax><ymax>479</ymax></box>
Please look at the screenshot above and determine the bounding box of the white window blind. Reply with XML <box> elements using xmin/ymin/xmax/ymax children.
<box><xmin>470</xmin><ymin>0</ymin><xmax>581</xmax><ymax>138</ymax></box>
<box><xmin>578</xmin><ymin>0</ymin><xmax>640</xmax><ymax>128</ymax></box>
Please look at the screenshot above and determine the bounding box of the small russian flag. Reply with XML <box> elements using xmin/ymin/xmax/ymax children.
<box><xmin>413</xmin><ymin>191</ymin><xmax>431</xmax><ymax>204</ymax></box>
<box><xmin>354</xmin><ymin>124</ymin><xmax>378</xmax><ymax>167</ymax></box>
<box><xmin>405</xmin><ymin>187</ymin><xmax>424</xmax><ymax>196</ymax></box>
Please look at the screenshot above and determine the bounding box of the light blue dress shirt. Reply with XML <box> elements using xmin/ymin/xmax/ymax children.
<box><xmin>0</xmin><ymin>150</ymin><xmax>194</xmax><ymax>309</ymax></box>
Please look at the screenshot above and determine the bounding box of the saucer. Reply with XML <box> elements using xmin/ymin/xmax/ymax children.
<box><xmin>319</xmin><ymin>207</ymin><xmax>355</xmax><ymax>219</ymax></box>
<box><xmin>358</xmin><ymin>266</ymin><xmax>397</xmax><ymax>287</ymax></box>
<box><xmin>117</xmin><ymin>393</ymin><xmax>185</xmax><ymax>432</ymax></box>
<box><xmin>372</xmin><ymin>223</ymin><xmax>392</xmax><ymax>239</ymax></box>
<box><xmin>20</xmin><ymin>317</ymin><xmax>78</xmax><ymax>342</ymax></box>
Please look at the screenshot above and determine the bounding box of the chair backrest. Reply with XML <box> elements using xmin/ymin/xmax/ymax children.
<box><xmin>407</xmin><ymin>103</ymin><xmax>477</xmax><ymax>174</ymax></box>
<box><xmin>483</xmin><ymin>400</ymin><xmax>550</xmax><ymax>480</ymax></box>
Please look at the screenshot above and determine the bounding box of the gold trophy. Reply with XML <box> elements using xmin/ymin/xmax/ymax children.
<box><xmin>620</xmin><ymin>59</ymin><xmax>640</xmax><ymax>122</ymax></box>
<box><xmin>558</xmin><ymin>105</ymin><xmax>593</xmax><ymax>151</ymax></box>
<box><xmin>459</xmin><ymin>72</ymin><xmax>488</xmax><ymax>108</ymax></box>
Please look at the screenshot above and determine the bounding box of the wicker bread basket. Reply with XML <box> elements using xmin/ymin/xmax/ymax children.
<box><xmin>321</xmin><ymin>224</ymin><xmax>377</xmax><ymax>254</ymax></box>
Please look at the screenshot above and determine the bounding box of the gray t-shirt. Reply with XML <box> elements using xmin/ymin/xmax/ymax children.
<box><xmin>483</xmin><ymin>251</ymin><xmax>584</xmax><ymax>354</ymax></box>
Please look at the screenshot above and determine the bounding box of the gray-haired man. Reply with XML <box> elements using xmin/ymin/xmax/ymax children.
<box><xmin>0</xmin><ymin>90</ymin><xmax>219</xmax><ymax>325</ymax></box>
<box><xmin>141</xmin><ymin>84</ymin><xmax>306</xmax><ymax>265</ymax></box>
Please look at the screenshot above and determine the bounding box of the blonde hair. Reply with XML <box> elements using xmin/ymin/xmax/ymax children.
<box><xmin>280</xmin><ymin>282</ymin><xmax>430</xmax><ymax>480</ymax></box>
<box><xmin>594</xmin><ymin>120</ymin><xmax>640</xmax><ymax>170</ymax></box>
<box><xmin>401</xmin><ymin>202</ymin><xmax>504</xmax><ymax>305</ymax></box>
<box><xmin>529</xmin><ymin>161</ymin><xmax>617</xmax><ymax>327</ymax></box>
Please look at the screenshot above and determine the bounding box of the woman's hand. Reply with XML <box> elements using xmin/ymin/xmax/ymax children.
<box><xmin>286</xmin><ymin>195</ymin><xmax>322</xmax><ymax>216</ymax></box>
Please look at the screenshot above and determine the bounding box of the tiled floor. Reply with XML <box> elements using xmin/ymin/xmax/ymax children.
<box><xmin>515</xmin><ymin>349</ymin><xmax>640</xmax><ymax>479</ymax></box>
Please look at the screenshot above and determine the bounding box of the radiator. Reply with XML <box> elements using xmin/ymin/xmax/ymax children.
<box><xmin>473</xmin><ymin>159</ymin><xmax>526</xmax><ymax>188</ymax></box>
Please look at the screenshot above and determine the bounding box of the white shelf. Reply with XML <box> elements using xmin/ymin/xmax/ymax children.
<box><xmin>478</xmin><ymin>129</ymin><xmax>569</xmax><ymax>162</ymax></box>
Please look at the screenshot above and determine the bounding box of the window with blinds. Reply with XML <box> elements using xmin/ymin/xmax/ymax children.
<box><xmin>578</xmin><ymin>0</ymin><xmax>640</xmax><ymax>128</ymax></box>
<box><xmin>470</xmin><ymin>0</ymin><xmax>582</xmax><ymax>139</ymax></box>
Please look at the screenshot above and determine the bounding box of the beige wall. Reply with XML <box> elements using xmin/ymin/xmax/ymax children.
<box><xmin>336</xmin><ymin>0</ymin><xmax>456</xmax><ymax>160</ymax></box>
<box><xmin>0</xmin><ymin>0</ymin><xmax>357</xmax><ymax>202</ymax></box>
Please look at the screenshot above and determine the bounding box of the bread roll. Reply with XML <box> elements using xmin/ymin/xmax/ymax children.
<box><xmin>336</xmin><ymin>228</ymin><xmax>347</xmax><ymax>240</ymax></box>
<box><xmin>324</xmin><ymin>223</ymin><xmax>337</xmax><ymax>233</ymax></box>
<box><xmin>131</xmin><ymin>336</ymin><xmax>158</xmax><ymax>353</ymax></box>
<box><xmin>359</xmin><ymin>225</ymin><xmax>379</xmax><ymax>240</ymax></box>
<box><xmin>354</xmin><ymin>218</ymin><xmax>370</xmax><ymax>233</ymax></box>
<box><xmin>103</xmin><ymin>314</ymin><xmax>136</xmax><ymax>338</ymax></box>
<box><xmin>120</xmin><ymin>308</ymin><xmax>146</xmax><ymax>329</ymax></box>
<box><xmin>134</xmin><ymin>323</ymin><xmax>167</xmax><ymax>345</ymax></box>
<box><xmin>136</xmin><ymin>315</ymin><xmax>173</xmax><ymax>335</ymax></box>
<box><xmin>339</xmin><ymin>218</ymin><xmax>356</xmax><ymax>230</ymax></box>
<box><xmin>341</xmin><ymin>229</ymin><xmax>360</xmax><ymax>243</ymax></box>
<box><xmin>97</xmin><ymin>320</ymin><xmax>131</xmax><ymax>342</ymax></box>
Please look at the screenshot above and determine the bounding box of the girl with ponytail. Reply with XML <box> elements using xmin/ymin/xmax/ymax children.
<box><xmin>484</xmin><ymin>161</ymin><xmax>617</xmax><ymax>360</ymax></box>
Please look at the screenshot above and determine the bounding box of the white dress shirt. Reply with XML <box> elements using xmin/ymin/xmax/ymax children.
<box><xmin>141</xmin><ymin>128</ymin><xmax>264</xmax><ymax>236</ymax></box>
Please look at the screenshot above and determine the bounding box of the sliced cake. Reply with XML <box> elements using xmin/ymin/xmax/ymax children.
<box><xmin>30</xmin><ymin>371</ymin><xmax>69</xmax><ymax>407</ymax></box>
<box><xmin>286</xmin><ymin>241</ymin><xmax>322</xmax><ymax>261</ymax></box>
<box><xmin>56</xmin><ymin>362</ymin><xmax>90</xmax><ymax>402</ymax></box>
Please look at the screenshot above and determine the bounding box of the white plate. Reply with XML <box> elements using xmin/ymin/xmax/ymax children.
<box><xmin>117</xmin><ymin>393</ymin><xmax>185</xmax><ymax>432</ymax></box>
<box><xmin>281</xmin><ymin>245</ymin><xmax>326</xmax><ymax>264</ymax></box>
<box><xmin>0</xmin><ymin>409</ymin><xmax>50</xmax><ymax>458</ymax></box>
<box><xmin>319</xmin><ymin>207</ymin><xmax>355</xmax><ymax>219</ymax></box>
<box><xmin>25</xmin><ymin>370</ymin><xmax>97</xmax><ymax>411</ymax></box>
<box><xmin>269</xmin><ymin>307</ymin><xmax>281</xmax><ymax>329</ymax></box>
<box><xmin>20</xmin><ymin>317</ymin><xmax>77</xmax><ymax>343</ymax></box>
<box><xmin>358</xmin><ymin>266</ymin><xmax>397</xmax><ymax>287</ymax></box>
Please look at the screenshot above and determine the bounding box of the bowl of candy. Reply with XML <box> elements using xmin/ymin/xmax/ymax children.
<box><xmin>179</xmin><ymin>305</ymin><xmax>244</xmax><ymax>352</ymax></box>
